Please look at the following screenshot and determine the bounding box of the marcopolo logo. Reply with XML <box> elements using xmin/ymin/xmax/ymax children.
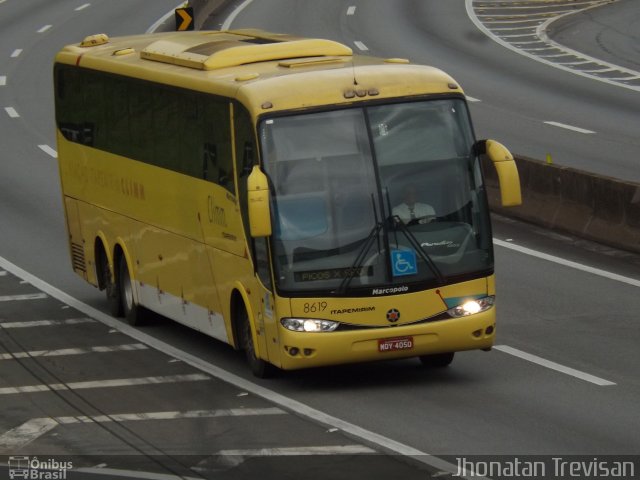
<box><xmin>371</xmin><ymin>286</ymin><xmax>409</xmax><ymax>296</ymax></box>
<box><xmin>8</xmin><ymin>457</ymin><xmax>73</xmax><ymax>480</ymax></box>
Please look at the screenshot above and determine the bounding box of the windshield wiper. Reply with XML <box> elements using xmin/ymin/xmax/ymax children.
<box><xmin>335</xmin><ymin>220</ymin><xmax>384</xmax><ymax>295</ymax></box>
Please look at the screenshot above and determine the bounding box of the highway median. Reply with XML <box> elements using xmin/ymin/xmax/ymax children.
<box><xmin>483</xmin><ymin>155</ymin><xmax>640</xmax><ymax>254</ymax></box>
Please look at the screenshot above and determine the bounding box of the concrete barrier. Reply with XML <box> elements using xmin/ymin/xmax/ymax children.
<box><xmin>482</xmin><ymin>155</ymin><xmax>640</xmax><ymax>254</ymax></box>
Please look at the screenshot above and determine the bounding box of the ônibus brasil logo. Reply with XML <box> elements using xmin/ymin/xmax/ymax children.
<box><xmin>8</xmin><ymin>456</ymin><xmax>73</xmax><ymax>480</ymax></box>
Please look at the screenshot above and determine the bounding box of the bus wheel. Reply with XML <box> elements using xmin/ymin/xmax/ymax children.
<box><xmin>239</xmin><ymin>308</ymin><xmax>274</xmax><ymax>378</ymax></box>
<box><xmin>419</xmin><ymin>352</ymin><xmax>455</xmax><ymax>368</ymax></box>
<box><xmin>118</xmin><ymin>255</ymin><xmax>143</xmax><ymax>326</ymax></box>
<box><xmin>100</xmin><ymin>250</ymin><xmax>122</xmax><ymax>318</ymax></box>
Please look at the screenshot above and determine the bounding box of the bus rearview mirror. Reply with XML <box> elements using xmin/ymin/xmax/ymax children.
<box><xmin>482</xmin><ymin>139</ymin><xmax>522</xmax><ymax>207</ymax></box>
<box><xmin>247</xmin><ymin>166</ymin><xmax>272</xmax><ymax>237</ymax></box>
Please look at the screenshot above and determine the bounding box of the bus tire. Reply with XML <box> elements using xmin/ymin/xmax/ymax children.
<box><xmin>118</xmin><ymin>255</ymin><xmax>144</xmax><ymax>326</ymax></box>
<box><xmin>98</xmin><ymin>246</ymin><xmax>122</xmax><ymax>318</ymax></box>
<box><xmin>239</xmin><ymin>307</ymin><xmax>274</xmax><ymax>378</ymax></box>
<box><xmin>419</xmin><ymin>352</ymin><xmax>454</xmax><ymax>368</ymax></box>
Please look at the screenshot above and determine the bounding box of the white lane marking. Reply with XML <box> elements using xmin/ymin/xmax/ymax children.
<box><xmin>559</xmin><ymin>60</ymin><xmax>592</xmax><ymax>66</ymax></box>
<box><xmin>0</xmin><ymin>418</ymin><xmax>59</xmax><ymax>450</ymax></box>
<box><xmin>581</xmin><ymin>66</ymin><xmax>617</xmax><ymax>73</ymax></box>
<box><xmin>146</xmin><ymin>2</ymin><xmax>185</xmax><ymax>33</ymax></box>
<box><xmin>212</xmin><ymin>446</ymin><xmax>375</xmax><ymax>467</ymax></box>
<box><xmin>10</xmin><ymin>49</ymin><xmax>22</xmax><ymax>58</ymax></box>
<box><xmin>0</xmin><ymin>343</ymin><xmax>148</xmax><ymax>361</ymax></box>
<box><xmin>0</xmin><ymin>76</ymin><xmax>6</xmax><ymax>86</ymax></box>
<box><xmin>490</xmin><ymin>25</ymin><xmax>536</xmax><ymax>31</ymax></box>
<box><xmin>354</xmin><ymin>41</ymin><xmax>368</xmax><ymax>51</ymax></box>
<box><xmin>499</xmin><ymin>33</ymin><xmax>537</xmax><ymax>39</ymax></box>
<box><xmin>0</xmin><ymin>293</ymin><xmax>46</xmax><ymax>302</ymax></box>
<box><xmin>0</xmin><ymin>408</ymin><xmax>285</xmax><ymax>451</ymax></box>
<box><xmin>480</xmin><ymin>18</ymin><xmax>543</xmax><ymax>25</ymax></box>
<box><xmin>222</xmin><ymin>0</ymin><xmax>253</xmax><ymax>30</ymax></box>
<box><xmin>4</xmin><ymin>107</ymin><xmax>19</xmax><ymax>118</ymax></box>
<box><xmin>219</xmin><ymin>445</ymin><xmax>375</xmax><ymax>456</ymax></box>
<box><xmin>477</xmin><ymin>10</ymin><xmax>576</xmax><ymax>18</ymax></box>
<box><xmin>495</xmin><ymin>345</ymin><xmax>616</xmax><ymax>386</ymax></box>
<box><xmin>494</xmin><ymin>239</ymin><xmax>640</xmax><ymax>289</ymax></box>
<box><xmin>38</xmin><ymin>144</ymin><xmax>58</xmax><ymax>158</ymax></box>
<box><xmin>54</xmin><ymin>407</ymin><xmax>285</xmax><ymax>424</ymax></box>
<box><xmin>75</xmin><ymin>3</ymin><xmax>91</xmax><ymax>11</ymax></box>
<box><xmin>0</xmin><ymin>318</ymin><xmax>96</xmax><ymax>329</ymax></box>
<box><xmin>0</xmin><ymin>270</ymin><xmax>7</xmax><ymax>276</ymax></box>
<box><xmin>511</xmin><ymin>40</ymin><xmax>545</xmax><ymax>46</ymax></box>
<box><xmin>0</xmin><ymin>255</ymin><xmax>468</xmax><ymax>479</ymax></box>
<box><xmin>0</xmin><ymin>373</ymin><xmax>210</xmax><ymax>395</ymax></box>
<box><xmin>37</xmin><ymin>25</ymin><xmax>52</xmax><ymax>33</ymax></box>
<box><xmin>347</xmin><ymin>5</ymin><xmax>356</xmax><ymax>15</ymax></box>
<box><xmin>544</xmin><ymin>121</ymin><xmax>595</xmax><ymax>134</ymax></box>
<box><xmin>477</xmin><ymin>1</ymin><xmax>598</xmax><ymax>10</ymax></box>
<box><xmin>466</xmin><ymin>96</ymin><xmax>481</xmax><ymax>103</ymax></box>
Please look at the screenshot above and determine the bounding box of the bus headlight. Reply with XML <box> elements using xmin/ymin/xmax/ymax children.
<box><xmin>447</xmin><ymin>296</ymin><xmax>494</xmax><ymax>318</ymax></box>
<box><xmin>281</xmin><ymin>318</ymin><xmax>340</xmax><ymax>332</ymax></box>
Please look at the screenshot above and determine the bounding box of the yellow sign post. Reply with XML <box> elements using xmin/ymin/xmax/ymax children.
<box><xmin>175</xmin><ymin>7</ymin><xmax>194</xmax><ymax>31</ymax></box>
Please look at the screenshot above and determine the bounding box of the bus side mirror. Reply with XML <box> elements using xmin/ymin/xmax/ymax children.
<box><xmin>247</xmin><ymin>166</ymin><xmax>272</xmax><ymax>237</ymax></box>
<box><xmin>482</xmin><ymin>139</ymin><xmax>522</xmax><ymax>207</ymax></box>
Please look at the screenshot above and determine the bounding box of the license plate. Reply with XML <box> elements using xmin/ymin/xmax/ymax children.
<box><xmin>378</xmin><ymin>336</ymin><xmax>414</xmax><ymax>353</ymax></box>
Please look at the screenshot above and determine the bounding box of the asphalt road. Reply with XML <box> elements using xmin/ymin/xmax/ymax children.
<box><xmin>1</xmin><ymin>0</ymin><xmax>640</xmax><ymax>477</ymax></box>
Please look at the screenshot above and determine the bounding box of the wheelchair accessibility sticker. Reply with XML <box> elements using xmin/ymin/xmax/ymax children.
<box><xmin>391</xmin><ymin>249</ymin><xmax>417</xmax><ymax>277</ymax></box>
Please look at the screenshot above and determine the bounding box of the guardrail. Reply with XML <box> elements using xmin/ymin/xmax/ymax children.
<box><xmin>482</xmin><ymin>155</ymin><xmax>640</xmax><ymax>254</ymax></box>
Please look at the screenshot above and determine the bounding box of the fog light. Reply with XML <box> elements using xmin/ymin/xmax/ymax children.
<box><xmin>485</xmin><ymin>325</ymin><xmax>494</xmax><ymax>335</ymax></box>
<box><xmin>289</xmin><ymin>347</ymin><xmax>299</xmax><ymax>356</ymax></box>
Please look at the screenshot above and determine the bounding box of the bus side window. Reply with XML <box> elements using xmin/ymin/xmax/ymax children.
<box><xmin>55</xmin><ymin>66</ymin><xmax>84</xmax><ymax>143</ymax></box>
<box><xmin>201</xmin><ymin>97</ymin><xmax>233</xmax><ymax>193</ymax></box>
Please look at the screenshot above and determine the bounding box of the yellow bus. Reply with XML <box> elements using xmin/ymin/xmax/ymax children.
<box><xmin>54</xmin><ymin>29</ymin><xmax>521</xmax><ymax>377</ymax></box>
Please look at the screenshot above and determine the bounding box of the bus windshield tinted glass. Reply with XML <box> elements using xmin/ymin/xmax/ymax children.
<box><xmin>260</xmin><ymin>99</ymin><xmax>493</xmax><ymax>295</ymax></box>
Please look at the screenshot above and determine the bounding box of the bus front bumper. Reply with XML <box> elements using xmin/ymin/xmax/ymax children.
<box><xmin>275</xmin><ymin>310</ymin><xmax>496</xmax><ymax>370</ymax></box>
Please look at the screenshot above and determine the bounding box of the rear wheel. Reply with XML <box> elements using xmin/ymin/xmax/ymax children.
<box><xmin>419</xmin><ymin>352</ymin><xmax>455</xmax><ymax>368</ymax></box>
<box><xmin>99</xmin><ymin>249</ymin><xmax>122</xmax><ymax>318</ymax></box>
<box><xmin>118</xmin><ymin>255</ymin><xmax>144</xmax><ymax>326</ymax></box>
<box><xmin>239</xmin><ymin>308</ymin><xmax>274</xmax><ymax>378</ymax></box>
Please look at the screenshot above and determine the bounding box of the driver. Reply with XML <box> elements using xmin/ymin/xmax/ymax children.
<box><xmin>392</xmin><ymin>184</ymin><xmax>435</xmax><ymax>224</ymax></box>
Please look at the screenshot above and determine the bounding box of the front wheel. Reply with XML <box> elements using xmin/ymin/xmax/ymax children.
<box><xmin>118</xmin><ymin>255</ymin><xmax>144</xmax><ymax>326</ymax></box>
<box><xmin>419</xmin><ymin>352</ymin><xmax>455</xmax><ymax>368</ymax></box>
<box><xmin>239</xmin><ymin>308</ymin><xmax>275</xmax><ymax>378</ymax></box>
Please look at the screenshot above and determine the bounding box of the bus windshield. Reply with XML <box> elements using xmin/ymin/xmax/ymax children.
<box><xmin>260</xmin><ymin>98</ymin><xmax>493</xmax><ymax>295</ymax></box>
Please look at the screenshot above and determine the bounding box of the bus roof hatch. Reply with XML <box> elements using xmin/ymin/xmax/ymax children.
<box><xmin>140</xmin><ymin>31</ymin><xmax>353</xmax><ymax>71</ymax></box>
